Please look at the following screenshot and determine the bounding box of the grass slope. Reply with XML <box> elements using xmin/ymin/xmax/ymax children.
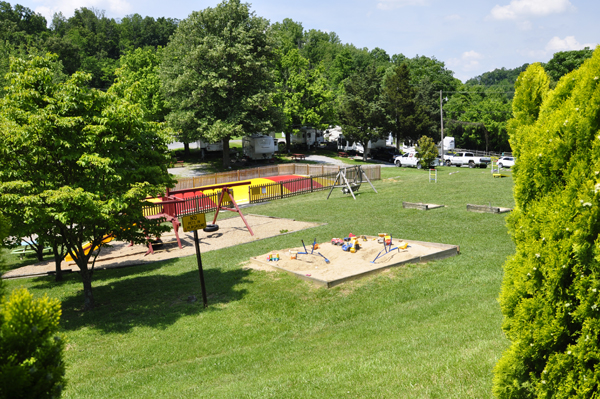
<box><xmin>4</xmin><ymin>167</ymin><xmax>515</xmax><ymax>398</ymax></box>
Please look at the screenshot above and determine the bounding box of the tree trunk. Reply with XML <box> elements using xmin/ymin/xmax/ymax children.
<box><xmin>82</xmin><ymin>277</ymin><xmax>94</xmax><ymax>311</ymax></box>
<box><xmin>285</xmin><ymin>132</ymin><xmax>291</xmax><ymax>153</ymax></box>
<box><xmin>183</xmin><ymin>142</ymin><xmax>190</xmax><ymax>156</ymax></box>
<box><xmin>362</xmin><ymin>141</ymin><xmax>369</xmax><ymax>162</ymax></box>
<box><xmin>35</xmin><ymin>242</ymin><xmax>45</xmax><ymax>261</ymax></box>
<box><xmin>52</xmin><ymin>242</ymin><xmax>63</xmax><ymax>282</ymax></box>
<box><xmin>222</xmin><ymin>138</ymin><xmax>230</xmax><ymax>168</ymax></box>
<box><xmin>75</xmin><ymin>256</ymin><xmax>95</xmax><ymax>310</ymax></box>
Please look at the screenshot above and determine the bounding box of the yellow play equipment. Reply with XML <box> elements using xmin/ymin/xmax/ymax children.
<box><xmin>65</xmin><ymin>234</ymin><xmax>115</xmax><ymax>262</ymax></box>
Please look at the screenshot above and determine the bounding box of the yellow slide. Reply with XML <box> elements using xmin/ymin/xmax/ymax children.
<box><xmin>65</xmin><ymin>234</ymin><xmax>115</xmax><ymax>262</ymax></box>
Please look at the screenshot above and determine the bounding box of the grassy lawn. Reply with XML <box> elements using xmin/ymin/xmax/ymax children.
<box><xmin>3</xmin><ymin>166</ymin><xmax>514</xmax><ymax>398</ymax></box>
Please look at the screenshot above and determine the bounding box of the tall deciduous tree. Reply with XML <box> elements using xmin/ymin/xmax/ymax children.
<box><xmin>444</xmin><ymin>85</ymin><xmax>512</xmax><ymax>152</ymax></box>
<box><xmin>544</xmin><ymin>47</ymin><xmax>594</xmax><ymax>83</ymax></box>
<box><xmin>337</xmin><ymin>64</ymin><xmax>386</xmax><ymax>161</ymax></box>
<box><xmin>381</xmin><ymin>63</ymin><xmax>429</xmax><ymax>148</ymax></box>
<box><xmin>274</xmin><ymin>48</ymin><xmax>333</xmax><ymax>151</ymax></box>
<box><xmin>0</xmin><ymin>54</ymin><xmax>174</xmax><ymax>310</ymax></box>
<box><xmin>161</xmin><ymin>0</ymin><xmax>278</xmax><ymax>165</ymax></box>
<box><xmin>109</xmin><ymin>47</ymin><xmax>168</xmax><ymax>122</ymax></box>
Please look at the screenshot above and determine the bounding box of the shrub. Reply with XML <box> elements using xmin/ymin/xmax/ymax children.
<box><xmin>0</xmin><ymin>288</ymin><xmax>66</xmax><ymax>398</ymax></box>
<box><xmin>416</xmin><ymin>135</ymin><xmax>438</xmax><ymax>169</ymax></box>
<box><xmin>493</xmin><ymin>47</ymin><xmax>600</xmax><ymax>397</ymax></box>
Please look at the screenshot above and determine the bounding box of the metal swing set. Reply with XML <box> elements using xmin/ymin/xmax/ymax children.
<box><xmin>326</xmin><ymin>165</ymin><xmax>378</xmax><ymax>200</ymax></box>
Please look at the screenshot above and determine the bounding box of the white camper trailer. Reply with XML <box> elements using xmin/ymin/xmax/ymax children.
<box><xmin>336</xmin><ymin>135</ymin><xmax>356</xmax><ymax>153</ymax></box>
<box><xmin>242</xmin><ymin>134</ymin><xmax>276</xmax><ymax>160</ymax></box>
<box><xmin>195</xmin><ymin>139</ymin><xmax>223</xmax><ymax>158</ymax></box>
<box><xmin>324</xmin><ymin>126</ymin><xmax>343</xmax><ymax>142</ymax></box>
<box><xmin>289</xmin><ymin>126</ymin><xmax>323</xmax><ymax>149</ymax></box>
<box><xmin>441</xmin><ymin>136</ymin><xmax>455</xmax><ymax>150</ymax></box>
<box><xmin>355</xmin><ymin>138</ymin><xmax>387</xmax><ymax>155</ymax></box>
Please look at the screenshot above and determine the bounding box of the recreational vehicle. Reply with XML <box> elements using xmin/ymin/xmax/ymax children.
<box><xmin>242</xmin><ymin>134</ymin><xmax>277</xmax><ymax>160</ymax></box>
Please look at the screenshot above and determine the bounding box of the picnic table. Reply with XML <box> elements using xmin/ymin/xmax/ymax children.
<box><xmin>291</xmin><ymin>153</ymin><xmax>306</xmax><ymax>160</ymax></box>
<box><xmin>338</xmin><ymin>151</ymin><xmax>349</xmax><ymax>157</ymax></box>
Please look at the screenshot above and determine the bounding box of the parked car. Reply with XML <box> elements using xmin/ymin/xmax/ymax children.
<box><xmin>497</xmin><ymin>156</ymin><xmax>515</xmax><ymax>168</ymax></box>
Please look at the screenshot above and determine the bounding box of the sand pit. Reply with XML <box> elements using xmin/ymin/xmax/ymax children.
<box><xmin>249</xmin><ymin>237</ymin><xmax>459</xmax><ymax>287</ymax></box>
<box><xmin>3</xmin><ymin>214</ymin><xmax>322</xmax><ymax>279</ymax></box>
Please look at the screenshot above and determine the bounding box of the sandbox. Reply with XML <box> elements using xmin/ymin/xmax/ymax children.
<box><xmin>249</xmin><ymin>236</ymin><xmax>459</xmax><ymax>287</ymax></box>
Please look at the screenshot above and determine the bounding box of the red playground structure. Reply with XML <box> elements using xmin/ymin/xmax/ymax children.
<box><xmin>142</xmin><ymin>181</ymin><xmax>254</xmax><ymax>254</ymax></box>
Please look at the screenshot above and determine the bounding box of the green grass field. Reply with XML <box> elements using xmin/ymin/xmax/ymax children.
<box><xmin>3</xmin><ymin>166</ymin><xmax>515</xmax><ymax>398</ymax></box>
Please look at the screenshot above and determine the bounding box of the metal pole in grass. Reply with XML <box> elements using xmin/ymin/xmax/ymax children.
<box><xmin>183</xmin><ymin>213</ymin><xmax>209</xmax><ymax>308</ymax></box>
<box><xmin>193</xmin><ymin>229</ymin><xmax>208</xmax><ymax>308</ymax></box>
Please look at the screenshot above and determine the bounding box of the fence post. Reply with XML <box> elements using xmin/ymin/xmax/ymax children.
<box><xmin>280</xmin><ymin>183</ymin><xmax>284</xmax><ymax>199</ymax></box>
<box><xmin>310</xmin><ymin>177</ymin><xmax>313</xmax><ymax>192</ymax></box>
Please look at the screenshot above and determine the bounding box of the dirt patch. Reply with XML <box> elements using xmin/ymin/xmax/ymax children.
<box><xmin>248</xmin><ymin>237</ymin><xmax>459</xmax><ymax>287</ymax></box>
<box><xmin>3</xmin><ymin>214</ymin><xmax>322</xmax><ymax>279</ymax></box>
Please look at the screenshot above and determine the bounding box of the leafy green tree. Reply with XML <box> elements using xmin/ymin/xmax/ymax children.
<box><xmin>161</xmin><ymin>0</ymin><xmax>278</xmax><ymax>165</ymax></box>
<box><xmin>109</xmin><ymin>47</ymin><xmax>167</xmax><ymax>122</ymax></box>
<box><xmin>400</xmin><ymin>55</ymin><xmax>461</xmax><ymax>139</ymax></box>
<box><xmin>0</xmin><ymin>54</ymin><xmax>174</xmax><ymax>310</ymax></box>
<box><xmin>494</xmin><ymin>48</ymin><xmax>600</xmax><ymax>398</ymax></box>
<box><xmin>0</xmin><ymin>288</ymin><xmax>66</xmax><ymax>398</ymax></box>
<box><xmin>118</xmin><ymin>14</ymin><xmax>178</xmax><ymax>51</ymax></box>
<box><xmin>300</xmin><ymin>28</ymin><xmax>341</xmax><ymax>69</ymax></box>
<box><xmin>0</xmin><ymin>2</ymin><xmax>49</xmax><ymax>93</ymax></box>
<box><xmin>444</xmin><ymin>85</ymin><xmax>512</xmax><ymax>152</ymax></box>
<box><xmin>466</xmin><ymin>64</ymin><xmax>529</xmax><ymax>90</ymax></box>
<box><xmin>381</xmin><ymin>63</ymin><xmax>429</xmax><ymax>148</ymax></box>
<box><xmin>274</xmin><ymin>48</ymin><xmax>333</xmax><ymax>151</ymax></box>
<box><xmin>544</xmin><ymin>48</ymin><xmax>594</xmax><ymax>83</ymax></box>
<box><xmin>0</xmin><ymin>211</ymin><xmax>9</xmax><ymax>280</ymax></box>
<box><xmin>59</xmin><ymin>7</ymin><xmax>121</xmax><ymax>89</ymax></box>
<box><xmin>337</xmin><ymin>64</ymin><xmax>386</xmax><ymax>161</ymax></box>
<box><xmin>270</xmin><ymin>18</ymin><xmax>304</xmax><ymax>55</ymax></box>
<box><xmin>415</xmin><ymin>135</ymin><xmax>437</xmax><ymax>169</ymax></box>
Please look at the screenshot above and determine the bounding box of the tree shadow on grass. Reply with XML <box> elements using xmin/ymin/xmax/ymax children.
<box><xmin>28</xmin><ymin>258</ymin><xmax>252</xmax><ymax>334</ymax></box>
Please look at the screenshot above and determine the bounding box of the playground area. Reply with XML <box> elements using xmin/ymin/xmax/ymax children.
<box><xmin>3</xmin><ymin>215</ymin><xmax>322</xmax><ymax>279</ymax></box>
<box><xmin>249</xmin><ymin>236</ymin><xmax>459</xmax><ymax>287</ymax></box>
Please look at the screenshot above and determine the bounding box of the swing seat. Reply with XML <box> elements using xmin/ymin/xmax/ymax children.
<box><xmin>342</xmin><ymin>183</ymin><xmax>361</xmax><ymax>194</ymax></box>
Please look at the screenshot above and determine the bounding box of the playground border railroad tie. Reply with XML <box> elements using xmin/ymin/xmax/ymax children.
<box><xmin>402</xmin><ymin>202</ymin><xmax>444</xmax><ymax>211</ymax></box>
<box><xmin>466</xmin><ymin>204</ymin><xmax>512</xmax><ymax>214</ymax></box>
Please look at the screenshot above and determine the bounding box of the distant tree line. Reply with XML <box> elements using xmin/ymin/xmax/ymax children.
<box><xmin>0</xmin><ymin>0</ymin><xmax>594</xmax><ymax>157</ymax></box>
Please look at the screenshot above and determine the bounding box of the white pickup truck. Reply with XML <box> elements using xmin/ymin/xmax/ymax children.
<box><xmin>394</xmin><ymin>152</ymin><xmax>441</xmax><ymax>169</ymax></box>
<box><xmin>444</xmin><ymin>152</ymin><xmax>491</xmax><ymax>168</ymax></box>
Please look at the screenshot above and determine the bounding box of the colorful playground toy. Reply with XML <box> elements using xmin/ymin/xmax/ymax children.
<box><xmin>371</xmin><ymin>234</ymin><xmax>401</xmax><ymax>263</ymax></box>
<box><xmin>298</xmin><ymin>239</ymin><xmax>330</xmax><ymax>264</ymax></box>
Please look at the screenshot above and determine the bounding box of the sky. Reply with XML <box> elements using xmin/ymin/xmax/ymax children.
<box><xmin>14</xmin><ymin>0</ymin><xmax>600</xmax><ymax>82</ymax></box>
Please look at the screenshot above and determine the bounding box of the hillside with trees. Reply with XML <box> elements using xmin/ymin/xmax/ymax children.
<box><xmin>0</xmin><ymin>0</ymin><xmax>594</xmax><ymax>157</ymax></box>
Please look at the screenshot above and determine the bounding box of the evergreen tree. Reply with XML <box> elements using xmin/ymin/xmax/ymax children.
<box><xmin>494</xmin><ymin>47</ymin><xmax>600</xmax><ymax>398</ymax></box>
<box><xmin>381</xmin><ymin>63</ymin><xmax>429</xmax><ymax>148</ymax></box>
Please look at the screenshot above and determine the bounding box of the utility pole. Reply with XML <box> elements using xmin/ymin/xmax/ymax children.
<box><xmin>440</xmin><ymin>90</ymin><xmax>444</xmax><ymax>160</ymax></box>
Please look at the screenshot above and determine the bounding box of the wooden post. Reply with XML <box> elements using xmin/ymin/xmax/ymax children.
<box><xmin>280</xmin><ymin>183</ymin><xmax>284</xmax><ymax>199</ymax></box>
